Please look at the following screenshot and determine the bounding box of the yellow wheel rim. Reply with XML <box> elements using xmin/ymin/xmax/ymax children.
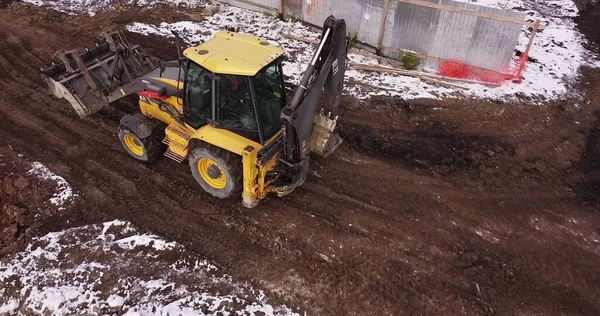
<box><xmin>124</xmin><ymin>134</ymin><xmax>144</xmax><ymax>156</ymax></box>
<box><xmin>198</xmin><ymin>158</ymin><xmax>227</xmax><ymax>189</ymax></box>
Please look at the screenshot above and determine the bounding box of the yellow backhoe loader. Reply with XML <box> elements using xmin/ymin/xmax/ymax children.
<box><xmin>42</xmin><ymin>16</ymin><xmax>347</xmax><ymax>208</ymax></box>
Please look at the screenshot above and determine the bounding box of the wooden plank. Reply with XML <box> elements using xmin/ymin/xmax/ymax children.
<box><xmin>350</xmin><ymin>50</ymin><xmax>403</xmax><ymax>66</ymax></box>
<box><xmin>350</xmin><ymin>68</ymin><xmax>467</xmax><ymax>90</ymax></box>
<box><xmin>515</xmin><ymin>19</ymin><xmax>541</xmax><ymax>81</ymax></box>
<box><xmin>281</xmin><ymin>33</ymin><xmax>319</xmax><ymax>44</ymax></box>
<box><xmin>381</xmin><ymin>46</ymin><xmax>514</xmax><ymax>76</ymax></box>
<box><xmin>419</xmin><ymin>77</ymin><xmax>469</xmax><ymax>90</ymax></box>
<box><xmin>377</xmin><ymin>0</ymin><xmax>391</xmax><ymax>50</ymax></box>
<box><xmin>381</xmin><ymin>46</ymin><xmax>442</xmax><ymax>63</ymax></box>
<box><xmin>393</xmin><ymin>0</ymin><xmax>545</xmax><ymax>30</ymax></box>
<box><xmin>349</xmin><ymin>63</ymin><xmax>501</xmax><ymax>86</ymax></box>
<box><xmin>281</xmin><ymin>33</ymin><xmax>403</xmax><ymax>66</ymax></box>
<box><xmin>522</xmin><ymin>20</ymin><xmax>541</xmax><ymax>57</ymax></box>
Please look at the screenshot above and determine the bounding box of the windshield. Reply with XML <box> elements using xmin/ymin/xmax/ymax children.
<box><xmin>254</xmin><ymin>62</ymin><xmax>284</xmax><ymax>139</ymax></box>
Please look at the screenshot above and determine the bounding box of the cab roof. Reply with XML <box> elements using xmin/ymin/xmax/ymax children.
<box><xmin>183</xmin><ymin>31</ymin><xmax>285</xmax><ymax>76</ymax></box>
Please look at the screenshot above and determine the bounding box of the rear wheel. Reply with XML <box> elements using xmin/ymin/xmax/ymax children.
<box><xmin>188</xmin><ymin>143</ymin><xmax>242</xmax><ymax>199</ymax></box>
<box><xmin>118</xmin><ymin>125</ymin><xmax>165</xmax><ymax>163</ymax></box>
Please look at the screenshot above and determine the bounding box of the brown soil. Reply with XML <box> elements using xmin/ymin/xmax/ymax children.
<box><xmin>1</xmin><ymin>2</ymin><xmax>599</xmax><ymax>315</ymax></box>
<box><xmin>575</xmin><ymin>0</ymin><xmax>600</xmax><ymax>55</ymax></box>
<box><xmin>0</xmin><ymin>147</ymin><xmax>83</xmax><ymax>255</ymax></box>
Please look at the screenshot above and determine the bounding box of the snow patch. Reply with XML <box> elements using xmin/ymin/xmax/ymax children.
<box><xmin>27</xmin><ymin>161</ymin><xmax>77</xmax><ymax>208</ymax></box>
<box><xmin>22</xmin><ymin>0</ymin><xmax>206</xmax><ymax>15</ymax></box>
<box><xmin>114</xmin><ymin>233</ymin><xmax>177</xmax><ymax>251</ymax></box>
<box><xmin>0</xmin><ymin>220</ymin><xmax>299</xmax><ymax>315</ymax></box>
<box><xmin>455</xmin><ymin>0</ymin><xmax>579</xmax><ymax>18</ymax></box>
<box><xmin>0</xmin><ymin>299</ymin><xmax>19</xmax><ymax>314</ymax></box>
<box><xmin>107</xmin><ymin>294</ymin><xmax>125</xmax><ymax>308</ymax></box>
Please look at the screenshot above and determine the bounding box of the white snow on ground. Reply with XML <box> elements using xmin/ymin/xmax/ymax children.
<box><xmin>0</xmin><ymin>220</ymin><xmax>300</xmax><ymax>315</ymax></box>
<box><xmin>125</xmin><ymin>4</ymin><xmax>456</xmax><ymax>100</ymax></box>
<box><xmin>452</xmin><ymin>0</ymin><xmax>600</xmax><ymax>99</ymax></box>
<box><xmin>27</xmin><ymin>161</ymin><xmax>77</xmax><ymax>208</ymax></box>
<box><xmin>0</xmin><ymin>300</ymin><xmax>19</xmax><ymax>314</ymax></box>
<box><xmin>21</xmin><ymin>0</ymin><xmax>206</xmax><ymax>14</ymax></box>
<box><xmin>455</xmin><ymin>0</ymin><xmax>579</xmax><ymax>18</ymax></box>
<box><xmin>125</xmin><ymin>1</ymin><xmax>599</xmax><ymax>101</ymax></box>
<box><xmin>18</xmin><ymin>0</ymin><xmax>600</xmax><ymax>101</ymax></box>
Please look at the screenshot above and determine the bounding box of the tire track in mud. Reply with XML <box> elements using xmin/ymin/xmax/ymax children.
<box><xmin>0</xmin><ymin>104</ymin><xmax>300</xmax><ymax>288</ymax></box>
<box><xmin>0</xmin><ymin>29</ymin><xmax>295</xmax><ymax>268</ymax></box>
<box><xmin>2</xmin><ymin>4</ymin><xmax>600</xmax><ymax>315</ymax></box>
<box><xmin>0</xmin><ymin>48</ymin><xmax>369</xmax><ymax>314</ymax></box>
<box><xmin>0</xmin><ymin>96</ymin><xmax>475</xmax><ymax>314</ymax></box>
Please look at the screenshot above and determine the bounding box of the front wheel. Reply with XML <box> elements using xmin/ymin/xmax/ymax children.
<box><xmin>188</xmin><ymin>143</ymin><xmax>242</xmax><ymax>199</ymax></box>
<box><xmin>118</xmin><ymin>125</ymin><xmax>165</xmax><ymax>163</ymax></box>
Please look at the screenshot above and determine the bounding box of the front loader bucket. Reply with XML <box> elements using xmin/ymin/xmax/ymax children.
<box><xmin>310</xmin><ymin>110</ymin><xmax>342</xmax><ymax>158</ymax></box>
<box><xmin>41</xmin><ymin>31</ymin><xmax>159</xmax><ymax>118</ymax></box>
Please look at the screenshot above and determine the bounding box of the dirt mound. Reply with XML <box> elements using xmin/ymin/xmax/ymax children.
<box><xmin>342</xmin><ymin>119</ymin><xmax>513</xmax><ymax>178</ymax></box>
<box><xmin>338</xmin><ymin>95</ymin><xmax>586</xmax><ymax>194</ymax></box>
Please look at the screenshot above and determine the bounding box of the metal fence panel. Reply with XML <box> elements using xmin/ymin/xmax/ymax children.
<box><xmin>284</xmin><ymin>0</ymin><xmax>302</xmax><ymax>17</ymax></box>
<box><xmin>385</xmin><ymin>0</ymin><xmax>440</xmax><ymax>57</ymax></box>
<box><xmin>384</xmin><ymin>0</ymin><xmax>525</xmax><ymax>71</ymax></box>
<box><xmin>300</xmin><ymin>0</ymin><xmax>384</xmax><ymax>47</ymax></box>
<box><xmin>465</xmin><ymin>4</ymin><xmax>525</xmax><ymax>71</ymax></box>
<box><xmin>221</xmin><ymin>0</ymin><xmax>526</xmax><ymax>72</ymax></box>
<box><xmin>220</xmin><ymin>0</ymin><xmax>281</xmax><ymax>14</ymax></box>
<box><xmin>428</xmin><ymin>1</ymin><xmax>479</xmax><ymax>64</ymax></box>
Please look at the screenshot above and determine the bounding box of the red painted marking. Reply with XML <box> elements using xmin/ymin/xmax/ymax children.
<box><xmin>138</xmin><ymin>91</ymin><xmax>167</xmax><ymax>100</ymax></box>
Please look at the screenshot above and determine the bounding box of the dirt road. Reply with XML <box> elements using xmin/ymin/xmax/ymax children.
<box><xmin>1</xmin><ymin>2</ymin><xmax>599</xmax><ymax>315</ymax></box>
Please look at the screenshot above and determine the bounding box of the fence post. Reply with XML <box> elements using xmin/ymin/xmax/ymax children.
<box><xmin>279</xmin><ymin>0</ymin><xmax>285</xmax><ymax>20</ymax></box>
<box><xmin>377</xmin><ymin>0</ymin><xmax>391</xmax><ymax>55</ymax></box>
<box><xmin>514</xmin><ymin>19</ymin><xmax>541</xmax><ymax>83</ymax></box>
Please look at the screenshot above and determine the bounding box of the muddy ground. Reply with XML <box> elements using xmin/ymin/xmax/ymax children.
<box><xmin>1</xmin><ymin>2</ymin><xmax>600</xmax><ymax>315</ymax></box>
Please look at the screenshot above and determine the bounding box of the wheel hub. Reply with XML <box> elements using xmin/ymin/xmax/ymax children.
<box><xmin>124</xmin><ymin>134</ymin><xmax>144</xmax><ymax>156</ymax></box>
<box><xmin>197</xmin><ymin>158</ymin><xmax>227</xmax><ymax>189</ymax></box>
<box><xmin>207</xmin><ymin>164</ymin><xmax>222</xmax><ymax>179</ymax></box>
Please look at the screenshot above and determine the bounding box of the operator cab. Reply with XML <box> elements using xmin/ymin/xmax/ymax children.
<box><xmin>182</xmin><ymin>32</ymin><xmax>286</xmax><ymax>144</ymax></box>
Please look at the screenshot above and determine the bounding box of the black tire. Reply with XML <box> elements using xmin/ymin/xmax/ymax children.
<box><xmin>118</xmin><ymin>124</ymin><xmax>165</xmax><ymax>163</ymax></box>
<box><xmin>188</xmin><ymin>143</ymin><xmax>242</xmax><ymax>199</ymax></box>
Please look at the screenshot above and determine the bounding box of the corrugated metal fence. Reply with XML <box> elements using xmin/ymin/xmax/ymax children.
<box><xmin>220</xmin><ymin>0</ymin><xmax>527</xmax><ymax>72</ymax></box>
<box><xmin>383</xmin><ymin>0</ymin><xmax>526</xmax><ymax>71</ymax></box>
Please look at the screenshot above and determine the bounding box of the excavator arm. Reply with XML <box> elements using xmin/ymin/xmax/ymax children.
<box><xmin>280</xmin><ymin>16</ymin><xmax>348</xmax><ymax>164</ymax></box>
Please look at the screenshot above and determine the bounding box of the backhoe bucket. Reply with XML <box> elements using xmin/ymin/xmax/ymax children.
<box><xmin>41</xmin><ymin>31</ymin><xmax>159</xmax><ymax>118</ymax></box>
<box><xmin>310</xmin><ymin>110</ymin><xmax>342</xmax><ymax>158</ymax></box>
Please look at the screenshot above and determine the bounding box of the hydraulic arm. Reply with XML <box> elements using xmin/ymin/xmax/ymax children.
<box><xmin>281</xmin><ymin>16</ymin><xmax>348</xmax><ymax>164</ymax></box>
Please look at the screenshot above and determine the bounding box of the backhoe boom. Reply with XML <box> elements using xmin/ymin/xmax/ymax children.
<box><xmin>281</xmin><ymin>16</ymin><xmax>348</xmax><ymax>163</ymax></box>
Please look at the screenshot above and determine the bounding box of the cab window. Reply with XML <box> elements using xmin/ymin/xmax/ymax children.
<box><xmin>254</xmin><ymin>63</ymin><xmax>284</xmax><ymax>139</ymax></box>
<box><xmin>184</xmin><ymin>62</ymin><xmax>212</xmax><ymax>129</ymax></box>
<box><xmin>215</xmin><ymin>74</ymin><xmax>257</xmax><ymax>131</ymax></box>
